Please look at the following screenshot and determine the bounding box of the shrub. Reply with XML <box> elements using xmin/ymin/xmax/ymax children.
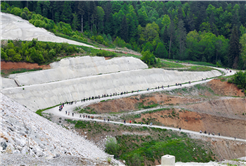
<box><xmin>141</xmin><ymin>50</ymin><xmax>156</xmax><ymax>66</ymax></box>
<box><xmin>105</xmin><ymin>137</ymin><xmax>119</xmax><ymax>156</ymax></box>
<box><xmin>1</xmin><ymin>49</ymin><xmax>8</xmax><ymax>61</ymax></box>
<box><xmin>96</xmin><ymin>35</ymin><xmax>104</xmax><ymax>44</ymax></box>
<box><xmin>12</xmin><ymin>54</ymin><xmax>22</xmax><ymax>62</ymax></box>
<box><xmin>11</xmin><ymin>7</ymin><xmax>22</xmax><ymax>16</ymax></box>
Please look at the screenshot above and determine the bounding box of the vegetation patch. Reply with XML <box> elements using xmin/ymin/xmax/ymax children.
<box><xmin>177</xmin><ymin>66</ymin><xmax>213</xmax><ymax>71</ymax></box>
<box><xmin>74</xmin><ymin>106</ymin><xmax>97</xmax><ymax>114</ymax></box>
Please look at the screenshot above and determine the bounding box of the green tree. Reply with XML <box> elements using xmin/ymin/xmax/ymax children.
<box><xmin>96</xmin><ymin>6</ymin><xmax>105</xmax><ymax>34</ymax></box>
<box><xmin>120</xmin><ymin>16</ymin><xmax>128</xmax><ymax>42</ymax></box>
<box><xmin>61</xmin><ymin>1</ymin><xmax>72</xmax><ymax>24</ymax></box>
<box><xmin>1</xmin><ymin>49</ymin><xmax>8</xmax><ymax>61</ymax></box>
<box><xmin>240</xmin><ymin>33</ymin><xmax>246</xmax><ymax>68</ymax></box>
<box><xmin>12</xmin><ymin>54</ymin><xmax>22</xmax><ymax>62</ymax></box>
<box><xmin>229</xmin><ymin>26</ymin><xmax>240</xmax><ymax>68</ymax></box>
<box><xmin>155</xmin><ymin>42</ymin><xmax>168</xmax><ymax>58</ymax></box>
<box><xmin>105</xmin><ymin>137</ymin><xmax>119</xmax><ymax>156</ymax></box>
<box><xmin>141</xmin><ymin>50</ymin><xmax>156</xmax><ymax>66</ymax></box>
<box><xmin>72</xmin><ymin>13</ymin><xmax>79</xmax><ymax>30</ymax></box>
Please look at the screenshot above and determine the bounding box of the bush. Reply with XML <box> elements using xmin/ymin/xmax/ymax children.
<box><xmin>141</xmin><ymin>50</ymin><xmax>156</xmax><ymax>66</ymax></box>
<box><xmin>1</xmin><ymin>49</ymin><xmax>8</xmax><ymax>61</ymax></box>
<box><xmin>12</xmin><ymin>54</ymin><xmax>22</xmax><ymax>62</ymax></box>
<box><xmin>96</xmin><ymin>35</ymin><xmax>104</xmax><ymax>44</ymax></box>
<box><xmin>11</xmin><ymin>7</ymin><xmax>22</xmax><ymax>16</ymax></box>
<box><xmin>105</xmin><ymin>137</ymin><xmax>119</xmax><ymax>156</ymax></box>
<box><xmin>229</xmin><ymin>71</ymin><xmax>246</xmax><ymax>90</ymax></box>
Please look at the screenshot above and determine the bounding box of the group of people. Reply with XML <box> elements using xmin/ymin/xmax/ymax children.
<box><xmin>59</xmin><ymin>103</ymin><xmax>64</xmax><ymax>111</ymax></box>
<box><xmin>200</xmin><ymin>130</ymin><xmax>219</xmax><ymax>136</ymax></box>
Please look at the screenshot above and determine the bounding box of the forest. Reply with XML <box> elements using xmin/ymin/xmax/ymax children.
<box><xmin>1</xmin><ymin>1</ymin><xmax>246</xmax><ymax>69</ymax></box>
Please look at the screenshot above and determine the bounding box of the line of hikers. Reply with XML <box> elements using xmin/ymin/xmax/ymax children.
<box><xmin>200</xmin><ymin>130</ymin><xmax>220</xmax><ymax>136</ymax></box>
<box><xmin>59</xmin><ymin>81</ymin><xmax>202</xmax><ymax>106</ymax></box>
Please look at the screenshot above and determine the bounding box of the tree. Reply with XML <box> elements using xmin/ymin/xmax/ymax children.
<box><xmin>105</xmin><ymin>137</ymin><xmax>118</xmax><ymax>156</ymax></box>
<box><xmin>72</xmin><ymin>13</ymin><xmax>79</xmax><ymax>30</ymax></box>
<box><xmin>177</xmin><ymin>19</ymin><xmax>187</xmax><ymax>60</ymax></box>
<box><xmin>96</xmin><ymin>6</ymin><xmax>105</xmax><ymax>34</ymax></box>
<box><xmin>229</xmin><ymin>26</ymin><xmax>240</xmax><ymax>68</ymax></box>
<box><xmin>120</xmin><ymin>16</ymin><xmax>128</xmax><ymax>42</ymax></box>
<box><xmin>155</xmin><ymin>42</ymin><xmax>168</xmax><ymax>58</ymax></box>
<box><xmin>240</xmin><ymin>33</ymin><xmax>246</xmax><ymax>68</ymax></box>
<box><xmin>168</xmin><ymin>19</ymin><xmax>175</xmax><ymax>59</ymax></box>
<box><xmin>141</xmin><ymin>50</ymin><xmax>156</xmax><ymax>66</ymax></box>
<box><xmin>78</xmin><ymin>1</ymin><xmax>86</xmax><ymax>32</ymax></box>
<box><xmin>126</xmin><ymin>5</ymin><xmax>138</xmax><ymax>40</ymax></box>
<box><xmin>61</xmin><ymin>1</ymin><xmax>72</xmax><ymax>24</ymax></box>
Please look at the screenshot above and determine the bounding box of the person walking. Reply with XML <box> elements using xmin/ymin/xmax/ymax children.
<box><xmin>130</xmin><ymin>120</ymin><xmax>131</xmax><ymax>124</ymax></box>
<box><xmin>179</xmin><ymin>127</ymin><xmax>181</xmax><ymax>131</ymax></box>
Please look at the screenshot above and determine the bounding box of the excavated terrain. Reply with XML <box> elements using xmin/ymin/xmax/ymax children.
<box><xmin>84</xmin><ymin>79</ymin><xmax>246</xmax><ymax>160</ymax></box>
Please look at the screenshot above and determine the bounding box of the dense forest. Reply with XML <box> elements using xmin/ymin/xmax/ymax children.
<box><xmin>1</xmin><ymin>1</ymin><xmax>246</xmax><ymax>69</ymax></box>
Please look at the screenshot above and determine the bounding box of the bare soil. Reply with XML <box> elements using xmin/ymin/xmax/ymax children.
<box><xmin>1</xmin><ymin>61</ymin><xmax>50</xmax><ymax>70</ymax></box>
<box><xmin>208</xmin><ymin>79</ymin><xmax>245</xmax><ymax>97</ymax></box>
<box><xmin>89</xmin><ymin>94</ymin><xmax>203</xmax><ymax>113</ymax></box>
<box><xmin>86</xmin><ymin>79</ymin><xmax>246</xmax><ymax>145</ymax></box>
<box><xmin>134</xmin><ymin>108</ymin><xmax>246</xmax><ymax>139</ymax></box>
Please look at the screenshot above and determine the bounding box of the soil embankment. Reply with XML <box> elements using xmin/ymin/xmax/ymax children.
<box><xmin>208</xmin><ymin>79</ymin><xmax>245</xmax><ymax>97</ymax></box>
<box><xmin>134</xmin><ymin>108</ymin><xmax>246</xmax><ymax>139</ymax></box>
<box><xmin>1</xmin><ymin>61</ymin><xmax>50</xmax><ymax>70</ymax></box>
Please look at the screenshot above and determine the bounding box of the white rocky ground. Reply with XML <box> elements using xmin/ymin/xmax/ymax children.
<box><xmin>0</xmin><ymin>12</ymin><xmax>94</xmax><ymax>48</ymax></box>
<box><xmin>0</xmin><ymin>93</ymin><xmax>123</xmax><ymax>165</ymax></box>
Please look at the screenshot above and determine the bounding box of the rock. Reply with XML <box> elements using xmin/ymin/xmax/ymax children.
<box><xmin>21</xmin><ymin>146</ymin><xmax>28</xmax><ymax>155</ymax></box>
<box><xmin>5</xmin><ymin>144</ymin><xmax>14</xmax><ymax>154</ymax></box>
<box><xmin>14</xmin><ymin>137</ymin><xmax>26</xmax><ymax>147</ymax></box>
<box><xmin>0</xmin><ymin>142</ymin><xmax>7</xmax><ymax>150</ymax></box>
<box><xmin>13</xmin><ymin>150</ymin><xmax>20</xmax><ymax>154</ymax></box>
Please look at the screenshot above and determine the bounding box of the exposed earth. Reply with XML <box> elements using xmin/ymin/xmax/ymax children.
<box><xmin>1</xmin><ymin>61</ymin><xmax>50</xmax><ymax>75</ymax></box>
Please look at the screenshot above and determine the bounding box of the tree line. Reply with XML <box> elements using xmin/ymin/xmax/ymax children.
<box><xmin>1</xmin><ymin>1</ymin><xmax>246</xmax><ymax>69</ymax></box>
<box><xmin>1</xmin><ymin>39</ymin><xmax>79</xmax><ymax>64</ymax></box>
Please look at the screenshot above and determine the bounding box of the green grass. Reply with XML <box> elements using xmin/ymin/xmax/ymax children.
<box><xmin>154</xmin><ymin>60</ymin><xmax>185</xmax><ymax>68</ymax></box>
<box><xmin>177</xmin><ymin>66</ymin><xmax>213</xmax><ymax>71</ymax></box>
<box><xmin>11</xmin><ymin>68</ymin><xmax>43</xmax><ymax>74</ymax></box>
<box><xmin>117</xmin><ymin>133</ymin><xmax>214</xmax><ymax>165</ymax></box>
<box><xmin>74</xmin><ymin>106</ymin><xmax>97</xmax><ymax>114</ymax></box>
<box><xmin>36</xmin><ymin>104</ymin><xmax>60</xmax><ymax>116</ymax></box>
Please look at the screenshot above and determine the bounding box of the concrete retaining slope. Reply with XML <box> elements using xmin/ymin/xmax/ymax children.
<box><xmin>8</xmin><ymin>56</ymin><xmax>148</xmax><ymax>86</ymax></box>
<box><xmin>1</xmin><ymin>77</ymin><xmax>18</xmax><ymax>89</ymax></box>
<box><xmin>0</xmin><ymin>12</ymin><xmax>94</xmax><ymax>48</ymax></box>
<box><xmin>2</xmin><ymin>69</ymin><xmax>221</xmax><ymax>111</ymax></box>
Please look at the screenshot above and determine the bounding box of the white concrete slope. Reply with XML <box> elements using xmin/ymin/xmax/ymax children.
<box><xmin>1</xmin><ymin>77</ymin><xmax>18</xmax><ymax>89</ymax></box>
<box><xmin>0</xmin><ymin>93</ymin><xmax>122</xmax><ymax>165</ymax></box>
<box><xmin>8</xmin><ymin>56</ymin><xmax>148</xmax><ymax>86</ymax></box>
<box><xmin>0</xmin><ymin>12</ymin><xmax>94</xmax><ymax>48</ymax></box>
<box><xmin>1</xmin><ymin>69</ymin><xmax>221</xmax><ymax>111</ymax></box>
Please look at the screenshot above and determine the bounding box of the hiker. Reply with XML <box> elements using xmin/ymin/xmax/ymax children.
<box><xmin>124</xmin><ymin>120</ymin><xmax>126</xmax><ymax>124</ymax></box>
<box><xmin>147</xmin><ymin>122</ymin><xmax>148</xmax><ymax>125</ymax></box>
<box><xmin>104</xmin><ymin>118</ymin><xmax>105</xmax><ymax>122</ymax></box>
<box><xmin>141</xmin><ymin>122</ymin><xmax>142</xmax><ymax>125</ymax></box>
<box><xmin>218</xmin><ymin>133</ymin><xmax>220</xmax><ymax>136</ymax></box>
<box><xmin>168</xmin><ymin>85</ymin><xmax>169</xmax><ymax>88</ymax></box>
<box><xmin>108</xmin><ymin>119</ymin><xmax>109</xmax><ymax>122</ymax></box>
<box><xmin>208</xmin><ymin>132</ymin><xmax>210</xmax><ymax>135</ymax></box>
<box><xmin>65</xmin><ymin>111</ymin><xmax>67</xmax><ymax>114</ymax></box>
<box><xmin>72</xmin><ymin>113</ymin><xmax>74</xmax><ymax>116</ymax></box>
<box><xmin>130</xmin><ymin>120</ymin><xmax>131</xmax><ymax>124</ymax></box>
<box><xmin>80</xmin><ymin>115</ymin><xmax>81</xmax><ymax>118</ymax></box>
<box><xmin>180</xmin><ymin>83</ymin><xmax>182</xmax><ymax>86</ymax></box>
<box><xmin>179</xmin><ymin>127</ymin><xmax>181</xmax><ymax>131</ymax></box>
<box><xmin>204</xmin><ymin>131</ymin><xmax>206</xmax><ymax>134</ymax></box>
<box><xmin>150</xmin><ymin>122</ymin><xmax>152</xmax><ymax>126</ymax></box>
<box><xmin>200</xmin><ymin>130</ymin><xmax>202</xmax><ymax>134</ymax></box>
<box><xmin>83</xmin><ymin>115</ymin><xmax>85</xmax><ymax>118</ymax></box>
<box><xmin>212</xmin><ymin>133</ymin><xmax>214</xmax><ymax>136</ymax></box>
<box><xmin>189</xmin><ymin>81</ymin><xmax>191</xmax><ymax>84</ymax></box>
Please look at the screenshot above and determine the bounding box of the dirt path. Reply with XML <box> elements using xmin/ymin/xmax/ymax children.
<box><xmin>44</xmin><ymin>108</ymin><xmax>246</xmax><ymax>143</ymax></box>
